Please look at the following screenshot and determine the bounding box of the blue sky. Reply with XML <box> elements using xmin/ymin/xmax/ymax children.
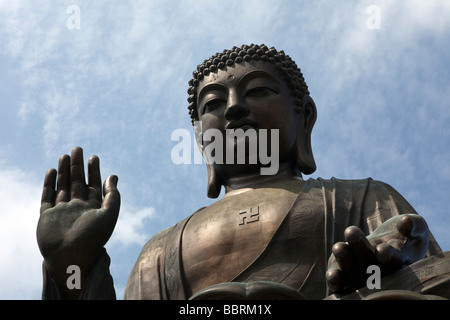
<box><xmin>0</xmin><ymin>0</ymin><xmax>449</xmax><ymax>299</ymax></box>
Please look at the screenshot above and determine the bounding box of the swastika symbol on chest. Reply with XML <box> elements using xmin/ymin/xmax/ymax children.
<box><xmin>238</xmin><ymin>206</ymin><xmax>260</xmax><ymax>226</ymax></box>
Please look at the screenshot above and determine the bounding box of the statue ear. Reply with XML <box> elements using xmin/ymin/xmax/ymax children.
<box><xmin>206</xmin><ymin>163</ymin><xmax>222</xmax><ymax>198</ymax></box>
<box><xmin>194</xmin><ymin>121</ymin><xmax>222</xmax><ymax>198</ymax></box>
<box><xmin>295</xmin><ymin>95</ymin><xmax>317</xmax><ymax>175</ymax></box>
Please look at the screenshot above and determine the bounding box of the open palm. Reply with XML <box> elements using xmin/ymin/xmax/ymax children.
<box><xmin>37</xmin><ymin>147</ymin><xmax>120</xmax><ymax>298</ymax></box>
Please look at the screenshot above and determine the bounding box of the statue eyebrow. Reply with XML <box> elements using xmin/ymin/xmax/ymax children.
<box><xmin>198</xmin><ymin>83</ymin><xmax>227</xmax><ymax>104</ymax></box>
<box><xmin>237</xmin><ymin>70</ymin><xmax>279</xmax><ymax>88</ymax></box>
<box><xmin>197</xmin><ymin>69</ymin><xmax>279</xmax><ymax>110</ymax></box>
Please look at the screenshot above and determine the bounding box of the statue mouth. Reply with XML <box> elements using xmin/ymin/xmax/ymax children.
<box><xmin>226</xmin><ymin>119</ymin><xmax>258</xmax><ymax>131</ymax></box>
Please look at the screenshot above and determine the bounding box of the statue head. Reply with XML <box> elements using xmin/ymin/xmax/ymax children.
<box><xmin>187</xmin><ymin>44</ymin><xmax>317</xmax><ymax>198</ymax></box>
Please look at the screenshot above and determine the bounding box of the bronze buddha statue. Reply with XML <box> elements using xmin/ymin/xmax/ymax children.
<box><xmin>37</xmin><ymin>44</ymin><xmax>449</xmax><ymax>300</ymax></box>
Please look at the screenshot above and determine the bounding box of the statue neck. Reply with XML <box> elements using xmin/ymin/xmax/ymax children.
<box><xmin>224</xmin><ymin>162</ymin><xmax>303</xmax><ymax>194</ymax></box>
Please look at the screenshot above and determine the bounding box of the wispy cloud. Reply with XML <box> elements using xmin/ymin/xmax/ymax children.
<box><xmin>0</xmin><ymin>167</ymin><xmax>42</xmax><ymax>299</ymax></box>
<box><xmin>109</xmin><ymin>205</ymin><xmax>155</xmax><ymax>247</ymax></box>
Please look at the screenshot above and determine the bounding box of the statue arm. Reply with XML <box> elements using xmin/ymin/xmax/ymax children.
<box><xmin>37</xmin><ymin>147</ymin><xmax>120</xmax><ymax>299</ymax></box>
<box><xmin>123</xmin><ymin>230</ymin><xmax>171</xmax><ymax>300</ymax></box>
<box><xmin>366</xmin><ymin>181</ymin><xmax>442</xmax><ymax>256</ymax></box>
<box><xmin>326</xmin><ymin>178</ymin><xmax>442</xmax><ymax>293</ymax></box>
<box><xmin>359</xmin><ymin>179</ymin><xmax>441</xmax><ymax>255</ymax></box>
<box><xmin>124</xmin><ymin>215</ymin><xmax>194</xmax><ymax>300</ymax></box>
<box><xmin>41</xmin><ymin>248</ymin><xmax>116</xmax><ymax>300</ymax></box>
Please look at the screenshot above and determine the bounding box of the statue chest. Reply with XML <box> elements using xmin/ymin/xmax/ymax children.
<box><xmin>181</xmin><ymin>187</ymin><xmax>300</xmax><ymax>296</ymax></box>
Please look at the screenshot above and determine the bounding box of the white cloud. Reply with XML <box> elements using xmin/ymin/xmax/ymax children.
<box><xmin>0</xmin><ymin>167</ymin><xmax>42</xmax><ymax>299</ymax></box>
<box><xmin>383</xmin><ymin>0</ymin><xmax>450</xmax><ymax>35</ymax></box>
<box><xmin>108</xmin><ymin>205</ymin><xmax>155</xmax><ymax>247</ymax></box>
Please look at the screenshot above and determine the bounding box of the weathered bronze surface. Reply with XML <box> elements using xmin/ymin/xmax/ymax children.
<box><xmin>37</xmin><ymin>44</ymin><xmax>450</xmax><ymax>300</ymax></box>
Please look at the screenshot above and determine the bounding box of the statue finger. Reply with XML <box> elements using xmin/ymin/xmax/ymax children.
<box><xmin>101</xmin><ymin>175</ymin><xmax>121</xmax><ymax>219</ymax></box>
<box><xmin>345</xmin><ymin>226</ymin><xmax>377</xmax><ymax>267</ymax></box>
<box><xmin>55</xmin><ymin>154</ymin><xmax>70</xmax><ymax>204</ymax></box>
<box><xmin>326</xmin><ymin>267</ymin><xmax>345</xmax><ymax>293</ymax></box>
<box><xmin>40</xmin><ymin>168</ymin><xmax>56</xmax><ymax>214</ymax></box>
<box><xmin>332</xmin><ymin>239</ymin><xmax>372</xmax><ymax>289</ymax></box>
<box><xmin>331</xmin><ymin>241</ymin><xmax>355</xmax><ymax>276</ymax></box>
<box><xmin>375</xmin><ymin>242</ymin><xmax>403</xmax><ymax>270</ymax></box>
<box><xmin>70</xmin><ymin>146</ymin><xmax>88</xmax><ymax>200</ymax></box>
<box><xmin>88</xmin><ymin>155</ymin><xmax>102</xmax><ymax>206</ymax></box>
<box><xmin>396</xmin><ymin>215</ymin><xmax>429</xmax><ymax>264</ymax></box>
<box><xmin>396</xmin><ymin>214</ymin><xmax>429</xmax><ymax>240</ymax></box>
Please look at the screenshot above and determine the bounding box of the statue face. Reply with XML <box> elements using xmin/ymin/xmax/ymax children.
<box><xmin>196</xmin><ymin>60</ymin><xmax>300</xmax><ymax>179</ymax></box>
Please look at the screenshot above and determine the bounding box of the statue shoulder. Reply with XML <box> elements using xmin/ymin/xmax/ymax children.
<box><xmin>123</xmin><ymin>224</ymin><xmax>178</xmax><ymax>299</ymax></box>
<box><xmin>136</xmin><ymin>206</ymin><xmax>206</xmax><ymax>260</ymax></box>
<box><xmin>124</xmin><ymin>208</ymin><xmax>205</xmax><ymax>299</ymax></box>
<box><xmin>311</xmin><ymin>177</ymin><xmax>417</xmax><ymax>233</ymax></box>
<box><xmin>312</xmin><ymin>176</ymin><xmax>401</xmax><ymax>196</ymax></box>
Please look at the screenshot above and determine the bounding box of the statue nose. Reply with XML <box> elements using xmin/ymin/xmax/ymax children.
<box><xmin>225</xmin><ymin>91</ymin><xmax>249</xmax><ymax>121</ymax></box>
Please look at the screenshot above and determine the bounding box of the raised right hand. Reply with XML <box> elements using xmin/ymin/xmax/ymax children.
<box><xmin>37</xmin><ymin>147</ymin><xmax>120</xmax><ymax>299</ymax></box>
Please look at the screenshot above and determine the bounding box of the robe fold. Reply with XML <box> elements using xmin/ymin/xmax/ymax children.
<box><xmin>41</xmin><ymin>177</ymin><xmax>443</xmax><ymax>300</ymax></box>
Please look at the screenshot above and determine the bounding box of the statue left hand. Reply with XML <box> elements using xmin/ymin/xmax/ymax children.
<box><xmin>326</xmin><ymin>214</ymin><xmax>429</xmax><ymax>293</ymax></box>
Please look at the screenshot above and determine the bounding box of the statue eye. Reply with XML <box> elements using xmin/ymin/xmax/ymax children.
<box><xmin>204</xmin><ymin>98</ymin><xmax>225</xmax><ymax>113</ymax></box>
<box><xmin>245</xmin><ymin>86</ymin><xmax>278</xmax><ymax>97</ymax></box>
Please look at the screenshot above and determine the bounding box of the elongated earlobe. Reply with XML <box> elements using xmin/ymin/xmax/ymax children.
<box><xmin>194</xmin><ymin>123</ymin><xmax>222</xmax><ymax>198</ymax></box>
<box><xmin>196</xmin><ymin>129</ymin><xmax>222</xmax><ymax>198</ymax></box>
<box><xmin>207</xmin><ymin>164</ymin><xmax>222</xmax><ymax>198</ymax></box>
<box><xmin>295</xmin><ymin>95</ymin><xmax>317</xmax><ymax>175</ymax></box>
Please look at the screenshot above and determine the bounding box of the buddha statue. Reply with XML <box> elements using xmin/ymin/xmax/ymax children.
<box><xmin>37</xmin><ymin>44</ymin><xmax>449</xmax><ymax>300</ymax></box>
